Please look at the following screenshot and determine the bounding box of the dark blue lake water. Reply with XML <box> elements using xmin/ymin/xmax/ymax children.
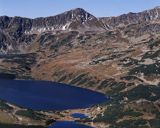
<box><xmin>71</xmin><ymin>113</ymin><xmax>88</xmax><ymax>119</ymax></box>
<box><xmin>49</xmin><ymin>121</ymin><xmax>93</xmax><ymax>128</ymax></box>
<box><xmin>0</xmin><ymin>80</ymin><xmax>107</xmax><ymax>111</ymax></box>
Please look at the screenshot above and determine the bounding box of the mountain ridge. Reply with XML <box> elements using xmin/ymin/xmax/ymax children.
<box><xmin>0</xmin><ymin>7</ymin><xmax>160</xmax><ymax>53</ymax></box>
<box><xmin>1</xmin><ymin>7</ymin><xmax>160</xmax><ymax>33</ymax></box>
<box><xmin>99</xmin><ymin>6</ymin><xmax>160</xmax><ymax>29</ymax></box>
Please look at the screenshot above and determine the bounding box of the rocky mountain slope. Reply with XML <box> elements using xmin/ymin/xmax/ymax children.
<box><xmin>100</xmin><ymin>6</ymin><xmax>160</xmax><ymax>29</ymax></box>
<box><xmin>1</xmin><ymin>7</ymin><xmax>160</xmax><ymax>54</ymax></box>
<box><xmin>0</xmin><ymin>7</ymin><xmax>160</xmax><ymax>128</ymax></box>
<box><xmin>0</xmin><ymin>8</ymin><xmax>104</xmax><ymax>53</ymax></box>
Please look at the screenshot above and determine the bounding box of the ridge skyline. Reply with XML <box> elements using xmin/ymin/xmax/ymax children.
<box><xmin>1</xmin><ymin>0</ymin><xmax>160</xmax><ymax>18</ymax></box>
<box><xmin>1</xmin><ymin>6</ymin><xmax>160</xmax><ymax>20</ymax></box>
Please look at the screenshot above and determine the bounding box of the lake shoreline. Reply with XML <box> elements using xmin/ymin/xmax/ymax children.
<box><xmin>0</xmin><ymin>79</ymin><xmax>108</xmax><ymax>128</ymax></box>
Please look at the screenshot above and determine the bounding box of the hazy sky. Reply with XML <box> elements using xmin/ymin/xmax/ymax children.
<box><xmin>0</xmin><ymin>0</ymin><xmax>160</xmax><ymax>18</ymax></box>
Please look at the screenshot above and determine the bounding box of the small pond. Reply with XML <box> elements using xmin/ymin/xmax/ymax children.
<box><xmin>48</xmin><ymin>121</ymin><xmax>93</xmax><ymax>128</ymax></box>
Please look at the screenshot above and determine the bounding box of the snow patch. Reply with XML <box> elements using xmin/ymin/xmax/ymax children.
<box><xmin>62</xmin><ymin>22</ymin><xmax>71</xmax><ymax>30</ymax></box>
<box><xmin>155</xmin><ymin>8</ymin><xmax>159</xmax><ymax>19</ymax></box>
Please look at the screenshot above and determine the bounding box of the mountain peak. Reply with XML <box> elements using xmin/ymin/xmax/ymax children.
<box><xmin>71</xmin><ymin>8</ymin><xmax>87</xmax><ymax>12</ymax></box>
<box><xmin>64</xmin><ymin>8</ymin><xmax>94</xmax><ymax>21</ymax></box>
<box><xmin>69</xmin><ymin>8</ymin><xmax>89</xmax><ymax>14</ymax></box>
